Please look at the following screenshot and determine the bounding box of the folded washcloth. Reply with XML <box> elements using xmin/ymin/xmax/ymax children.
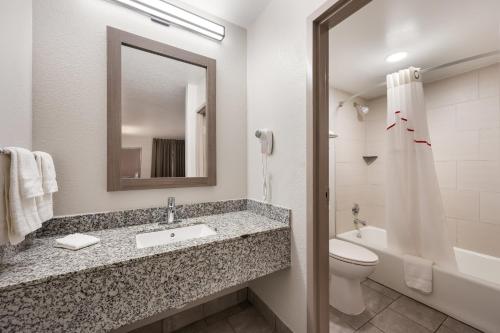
<box><xmin>55</xmin><ymin>233</ymin><xmax>100</xmax><ymax>251</ymax></box>
<box><xmin>404</xmin><ymin>254</ymin><xmax>434</xmax><ymax>294</ymax></box>
<box><xmin>33</xmin><ymin>152</ymin><xmax>58</xmax><ymax>222</ymax></box>
<box><xmin>4</xmin><ymin>147</ymin><xmax>43</xmax><ymax>245</ymax></box>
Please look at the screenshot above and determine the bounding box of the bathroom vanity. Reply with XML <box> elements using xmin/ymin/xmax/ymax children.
<box><xmin>0</xmin><ymin>24</ymin><xmax>290</xmax><ymax>333</ymax></box>
<box><xmin>0</xmin><ymin>200</ymin><xmax>291</xmax><ymax>332</ymax></box>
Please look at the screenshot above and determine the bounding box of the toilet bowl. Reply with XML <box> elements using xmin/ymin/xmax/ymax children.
<box><xmin>329</xmin><ymin>238</ymin><xmax>379</xmax><ymax>315</ymax></box>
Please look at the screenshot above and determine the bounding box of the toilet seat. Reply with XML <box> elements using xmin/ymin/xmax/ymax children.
<box><xmin>329</xmin><ymin>239</ymin><xmax>378</xmax><ymax>266</ymax></box>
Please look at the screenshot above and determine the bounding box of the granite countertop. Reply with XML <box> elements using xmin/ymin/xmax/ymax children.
<box><xmin>0</xmin><ymin>211</ymin><xmax>288</xmax><ymax>292</ymax></box>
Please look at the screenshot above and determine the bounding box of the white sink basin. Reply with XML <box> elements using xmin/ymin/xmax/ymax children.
<box><xmin>136</xmin><ymin>224</ymin><xmax>217</xmax><ymax>249</ymax></box>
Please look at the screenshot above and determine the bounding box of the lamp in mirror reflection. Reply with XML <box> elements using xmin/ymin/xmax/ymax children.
<box><xmin>121</xmin><ymin>125</ymin><xmax>144</xmax><ymax>135</ymax></box>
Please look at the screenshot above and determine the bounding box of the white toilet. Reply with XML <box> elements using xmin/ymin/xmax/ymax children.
<box><xmin>329</xmin><ymin>238</ymin><xmax>379</xmax><ymax>315</ymax></box>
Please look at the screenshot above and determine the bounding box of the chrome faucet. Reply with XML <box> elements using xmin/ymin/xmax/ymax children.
<box><xmin>352</xmin><ymin>203</ymin><xmax>367</xmax><ymax>238</ymax></box>
<box><xmin>167</xmin><ymin>197</ymin><xmax>176</xmax><ymax>224</ymax></box>
<box><xmin>159</xmin><ymin>197</ymin><xmax>178</xmax><ymax>225</ymax></box>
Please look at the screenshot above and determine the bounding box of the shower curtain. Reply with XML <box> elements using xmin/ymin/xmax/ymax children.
<box><xmin>385</xmin><ymin>67</ymin><xmax>455</xmax><ymax>268</ymax></box>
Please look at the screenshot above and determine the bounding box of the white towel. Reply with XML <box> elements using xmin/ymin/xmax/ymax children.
<box><xmin>0</xmin><ymin>154</ymin><xmax>10</xmax><ymax>245</ymax></box>
<box><xmin>404</xmin><ymin>254</ymin><xmax>434</xmax><ymax>294</ymax></box>
<box><xmin>33</xmin><ymin>152</ymin><xmax>58</xmax><ymax>222</ymax></box>
<box><xmin>55</xmin><ymin>233</ymin><xmax>100</xmax><ymax>250</ymax></box>
<box><xmin>5</xmin><ymin>147</ymin><xmax>43</xmax><ymax>245</ymax></box>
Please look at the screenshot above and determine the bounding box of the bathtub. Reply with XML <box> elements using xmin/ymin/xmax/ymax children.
<box><xmin>337</xmin><ymin>226</ymin><xmax>500</xmax><ymax>333</ymax></box>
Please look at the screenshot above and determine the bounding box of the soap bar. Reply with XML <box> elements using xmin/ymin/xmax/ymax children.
<box><xmin>55</xmin><ymin>233</ymin><xmax>100</xmax><ymax>250</ymax></box>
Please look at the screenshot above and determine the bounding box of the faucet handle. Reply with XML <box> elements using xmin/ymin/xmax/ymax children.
<box><xmin>352</xmin><ymin>203</ymin><xmax>360</xmax><ymax>216</ymax></box>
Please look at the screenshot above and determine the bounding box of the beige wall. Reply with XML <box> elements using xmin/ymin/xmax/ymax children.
<box><xmin>0</xmin><ymin>0</ymin><xmax>32</xmax><ymax>149</ymax></box>
<box><xmin>246</xmin><ymin>0</ymin><xmax>340</xmax><ymax>331</ymax></box>
<box><xmin>122</xmin><ymin>135</ymin><xmax>153</xmax><ymax>179</ymax></box>
<box><xmin>185</xmin><ymin>79</ymin><xmax>206</xmax><ymax>177</ymax></box>
<box><xmin>339</xmin><ymin>64</ymin><xmax>500</xmax><ymax>257</ymax></box>
<box><xmin>33</xmin><ymin>0</ymin><xmax>247</xmax><ymax>216</ymax></box>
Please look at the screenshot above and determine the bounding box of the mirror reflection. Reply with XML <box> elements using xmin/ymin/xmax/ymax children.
<box><xmin>120</xmin><ymin>45</ymin><xmax>207</xmax><ymax>179</ymax></box>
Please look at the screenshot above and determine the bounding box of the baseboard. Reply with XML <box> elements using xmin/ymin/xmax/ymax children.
<box><xmin>248</xmin><ymin>288</ymin><xmax>293</xmax><ymax>333</ymax></box>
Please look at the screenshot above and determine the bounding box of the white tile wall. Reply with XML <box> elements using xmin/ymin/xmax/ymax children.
<box><xmin>365</xmin><ymin>121</ymin><xmax>385</xmax><ymax>143</ymax></box>
<box><xmin>333</xmin><ymin>64</ymin><xmax>500</xmax><ymax>257</ymax></box>
<box><xmin>457</xmin><ymin>161</ymin><xmax>500</xmax><ymax>192</ymax></box>
<box><xmin>456</xmin><ymin>97</ymin><xmax>500</xmax><ymax>131</ymax></box>
<box><xmin>336</xmin><ymin>185</ymin><xmax>365</xmax><ymax>211</ymax></box>
<box><xmin>424</xmin><ymin>71</ymin><xmax>478</xmax><ymax>109</ymax></box>
<box><xmin>479</xmin><ymin>128</ymin><xmax>500</xmax><ymax>161</ymax></box>
<box><xmin>363</xmin><ymin>204</ymin><xmax>385</xmax><ymax>229</ymax></box>
<box><xmin>331</xmin><ymin>89</ymin><xmax>369</xmax><ymax>237</ymax></box>
<box><xmin>441</xmin><ymin>189</ymin><xmax>479</xmax><ymax>222</ymax></box>
<box><xmin>336</xmin><ymin>162</ymin><xmax>366</xmax><ymax>187</ymax></box>
<box><xmin>479</xmin><ymin>64</ymin><xmax>500</xmax><ymax>98</ymax></box>
<box><xmin>446</xmin><ymin>218</ymin><xmax>459</xmax><ymax>245</ymax></box>
<box><xmin>435</xmin><ymin>161</ymin><xmax>457</xmax><ymax>189</ymax></box>
<box><xmin>456</xmin><ymin>220</ymin><xmax>500</xmax><ymax>257</ymax></box>
<box><xmin>364</xmin><ymin>97</ymin><xmax>386</xmax><ymax>122</ymax></box>
<box><xmin>427</xmin><ymin>105</ymin><xmax>456</xmax><ymax>135</ymax></box>
<box><xmin>362</xmin><ymin>184</ymin><xmax>385</xmax><ymax>207</ymax></box>
<box><xmin>479</xmin><ymin>191</ymin><xmax>500</xmax><ymax>225</ymax></box>
<box><xmin>430</xmin><ymin>64</ymin><xmax>500</xmax><ymax>256</ymax></box>
<box><xmin>431</xmin><ymin>130</ymin><xmax>479</xmax><ymax>161</ymax></box>
<box><xmin>365</xmin><ymin>141</ymin><xmax>384</xmax><ymax>158</ymax></box>
<box><xmin>335</xmin><ymin>138</ymin><xmax>365</xmax><ymax>163</ymax></box>
<box><xmin>366</xmin><ymin>159</ymin><xmax>385</xmax><ymax>186</ymax></box>
<box><xmin>336</xmin><ymin>210</ymin><xmax>355</xmax><ymax>234</ymax></box>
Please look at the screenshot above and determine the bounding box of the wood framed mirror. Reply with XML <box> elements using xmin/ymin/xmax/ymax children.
<box><xmin>107</xmin><ymin>27</ymin><xmax>216</xmax><ymax>191</ymax></box>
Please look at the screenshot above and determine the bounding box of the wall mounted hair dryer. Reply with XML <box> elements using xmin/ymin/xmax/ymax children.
<box><xmin>255</xmin><ymin>129</ymin><xmax>273</xmax><ymax>155</ymax></box>
<box><xmin>255</xmin><ymin>129</ymin><xmax>273</xmax><ymax>202</ymax></box>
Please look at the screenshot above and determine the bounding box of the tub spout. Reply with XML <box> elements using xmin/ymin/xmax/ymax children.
<box><xmin>354</xmin><ymin>218</ymin><xmax>367</xmax><ymax>238</ymax></box>
<box><xmin>352</xmin><ymin>203</ymin><xmax>367</xmax><ymax>238</ymax></box>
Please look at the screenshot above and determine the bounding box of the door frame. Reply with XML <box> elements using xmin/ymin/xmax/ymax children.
<box><xmin>308</xmin><ymin>1</ymin><xmax>372</xmax><ymax>332</ymax></box>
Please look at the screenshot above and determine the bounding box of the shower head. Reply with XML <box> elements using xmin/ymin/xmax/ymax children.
<box><xmin>354</xmin><ymin>102</ymin><xmax>369</xmax><ymax>116</ymax></box>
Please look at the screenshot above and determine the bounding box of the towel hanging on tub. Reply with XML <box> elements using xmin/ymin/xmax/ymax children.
<box><xmin>404</xmin><ymin>254</ymin><xmax>433</xmax><ymax>294</ymax></box>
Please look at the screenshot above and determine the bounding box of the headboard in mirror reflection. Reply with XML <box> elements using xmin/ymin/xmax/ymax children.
<box><xmin>107</xmin><ymin>27</ymin><xmax>216</xmax><ymax>191</ymax></box>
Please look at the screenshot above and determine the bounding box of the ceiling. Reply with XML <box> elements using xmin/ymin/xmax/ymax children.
<box><xmin>121</xmin><ymin>45</ymin><xmax>206</xmax><ymax>137</ymax></box>
<box><xmin>179</xmin><ymin>0</ymin><xmax>272</xmax><ymax>28</ymax></box>
<box><xmin>329</xmin><ymin>0</ymin><xmax>500</xmax><ymax>100</ymax></box>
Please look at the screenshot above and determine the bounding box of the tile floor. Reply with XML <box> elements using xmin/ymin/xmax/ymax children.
<box><xmin>330</xmin><ymin>279</ymin><xmax>483</xmax><ymax>333</ymax></box>
<box><xmin>173</xmin><ymin>302</ymin><xmax>275</xmax><ymax>333</ymax></box>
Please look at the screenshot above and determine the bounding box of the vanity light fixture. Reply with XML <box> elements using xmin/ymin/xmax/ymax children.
<box><xmin>386</xmin><ymin>51</ymin><xmax>408</xmax><ymax>63</ymax></box>
<box><xmin>111</xmin><ymin>0</ymin><xmax>225</xmax><ymax>41</ymax></box>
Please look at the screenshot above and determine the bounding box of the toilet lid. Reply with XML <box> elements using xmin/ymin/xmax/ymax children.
<box><xmin>329</xmin><ymin>239</ymin><xmax>378</xmax><ymax>266</ymax></box>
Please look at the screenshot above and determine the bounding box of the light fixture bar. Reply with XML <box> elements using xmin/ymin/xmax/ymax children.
<box><xmin>112</xmin><ymin>0</ymin><xmax>225</xmax><ymax>41</ymax></box>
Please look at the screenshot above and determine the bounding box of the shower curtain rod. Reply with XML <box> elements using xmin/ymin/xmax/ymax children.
<box><xmin>341</xmin><ymin>49</ymin><xmax>500</xmax><ymax>104</ymax></box>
